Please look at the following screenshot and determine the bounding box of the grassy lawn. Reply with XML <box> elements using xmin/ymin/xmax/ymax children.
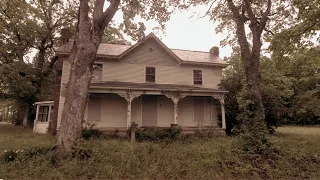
<box><xmin>1</xmin><ymin>124</ymin><xmax>320</xmax><ymax>179</ymax></box>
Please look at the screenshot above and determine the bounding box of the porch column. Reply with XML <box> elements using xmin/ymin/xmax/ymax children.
<box><xmin>220</xmin><ymin>99</ymin><xmax>226</xmax><ymax>129</ymax></box>
<box><xmin>118</xmin><ymin>91</ymin><xmax>141</xmax><ymax>129</ymax></box>
<box><xmin>173</xmin><ymin>98</ymin><xmax>179</xmax><ymax>124</ymax></box>
<box><xmin>164</xmin><ymin>94</ymin><xmax>185</xmax><ymax>125</ymax></box>
<box><xmin>33</xmin><ymin>104</ymin><xmax>40</xmax><ymax>133</ymax></box>
<box><xmin>212</xmin><ymin>95</ymin><xmax>226</xmax><ymax>129</ymax></box>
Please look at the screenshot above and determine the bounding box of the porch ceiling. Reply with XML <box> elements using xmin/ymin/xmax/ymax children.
<box><xmin>89</xmin><ymin>81</ymin><xmax>228</xmax><ymax>93</ymax></box>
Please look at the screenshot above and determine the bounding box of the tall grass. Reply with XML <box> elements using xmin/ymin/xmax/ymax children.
<box><xmin>1</xmin><ymin>124</ymin><xmax>320</xmax><ymax>179</ymax></box>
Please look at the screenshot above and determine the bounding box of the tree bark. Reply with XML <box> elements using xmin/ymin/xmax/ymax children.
<box><xmin>226</xmin><ymin>0</ymin><xmax>271</xmax><ymax>132</ymax></box>
<box><xmin>54</xmin><ymin>0</ymin><xmax>120</xmax><ymax>154</ymax></box>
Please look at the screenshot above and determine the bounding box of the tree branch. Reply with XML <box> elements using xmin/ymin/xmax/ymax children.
<box><xmin>198</xmin><ymin>0</ymin><xmax>218</xmax><ymax>19</ymax></box>
<box><xmin>243</xmin><ymin>0</ymin><xmax>256</xmax><ymax>24</ymax></box>
<box><xmin>260</xmin><ymin>0</ymin><xmax>271</xmax><ymax>26</ymax></box>
<box><xmin>99</xmin><ymin>0</ymin><xmax>120</xmax><ymax>31</ymax></box>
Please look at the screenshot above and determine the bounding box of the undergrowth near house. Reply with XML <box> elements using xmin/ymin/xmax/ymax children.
<box><xmin>1</xmin><ymin>124</ymin><xmax>320</xmax><ymax>179</ymax></box>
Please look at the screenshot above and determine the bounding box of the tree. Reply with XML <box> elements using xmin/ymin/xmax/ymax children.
<box><xmin>0</xmin><ymin>0</ymin><xmax>76</xmax><ymax>126</ymax></box>
<box><xmin>55</xmin><ymin>0</ymin><xmax>178</xmax><ymax>155</ymax></box>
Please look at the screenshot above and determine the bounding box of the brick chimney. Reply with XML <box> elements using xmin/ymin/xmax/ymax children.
<box><xmin>60</xmin><ymin>28</ymin><xmax>72</xmax><ymax>45</ymax></box>
<box><xmin>210</xmin><ymin>46</ymin><xmax>219</xmax><ymax>57</ymax></box>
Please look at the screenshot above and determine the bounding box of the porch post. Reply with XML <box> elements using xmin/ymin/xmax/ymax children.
<box><xmin>212</xmin><ymin>95</ymin><xmax>226</xmax><ymax>129</ymax></box>
<box><xmin>33</xmin><ymin>104</ymin><xmax>40</xmax><ymax>133</ymax></box>
<box><xmin>220</xmin><ymin>99</ymin><xmax>226</xmax><ymax>129</ymax></box>
<box><xmin>164</xmin><ymin>94</ymin><xmax>185</xmax><ymax>125</ymax></box>
<box><xmin>173</xmin><ymin>98</ymin><xmax>179</xmax><ymax>124</ymax></box>
<box><xmin>118</xmin><ymin>91</ymin><xmax>141</xmax><ymax>129</ymax></box>
<box><xmin>127</xmin><ymin>98</ymin><xmax>132</xmax><ymax>129</ymax></box>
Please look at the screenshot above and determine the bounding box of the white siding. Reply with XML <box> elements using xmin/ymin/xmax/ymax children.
<box><xmin>157</xmin><ymin>96</ymin><xmax>174</xmax><ymax>127</ymax></box>
<box><xmin>98</xmin><ymin>94</ymin><xmax>127</xmax><ymax>128</ymax></box>
<box><xmin>178</xmin><ymin>97</ymin><xmax>197</xmax><ymax>127</ymax></box>
<box><xmin>131</xmin><ymin>96</ymin><xmax>142</xmax><ymax>126</ymax></box>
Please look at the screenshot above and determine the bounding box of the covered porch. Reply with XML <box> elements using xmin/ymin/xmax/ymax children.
<box><xmin>86</xmin><ymin>81</ymin><xmax>227</xmax><ymax>133</ymax></box>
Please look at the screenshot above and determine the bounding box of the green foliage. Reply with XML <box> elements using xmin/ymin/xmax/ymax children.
<box><xmin>1</xmin><ymin>124</ymin><xmax>320</xmax><ymax>179</ymax></box>
<box><xmin>129</xmin><ymin>126</ymin><xmax>182</xmax><ymax>142</ymax></box>
<box><xmin>1</xmin><ymin>150</ymin><xmax>19</xmax><ymax>162</ymax></box>
<box><xmin>82</xmin><ymin>123</ymin><xmax>103</xmax><ymax>140</ymax></box>
<box><xmin>221</xmin><ymin>47</ymin><xmax>320</xmax><ymax>134</ymax></box>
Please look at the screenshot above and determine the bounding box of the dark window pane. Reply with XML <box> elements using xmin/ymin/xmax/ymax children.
<box><xmin>146</xmin><ymin>67</ymin><xmax>155</xmax><ymax>82</ymax></box>
<box><xmin>193</xmin><ymin>70</ymin><xmax>202</xmax><ymax>85</ymax></box>
<box><xmin>146</xmin><ymin>67</ymin><xmax>155</xmax><ymax>74</ymax></box>
<box><xmin>146</xmin><ymin>75</ymin><xmax>155</xmax><ymax>82</ymax></box>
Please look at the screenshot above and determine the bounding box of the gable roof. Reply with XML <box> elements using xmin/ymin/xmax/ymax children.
<box><xmin>56</xmin><ymin>33</ymin><xmax>229</xmax><ymax>67</ymax></box>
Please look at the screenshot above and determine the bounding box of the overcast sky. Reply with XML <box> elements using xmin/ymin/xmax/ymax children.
<box><xmin>113</xmin><ymin>5</ymin><xmax>233</xmax><ymax>58</ymax></box>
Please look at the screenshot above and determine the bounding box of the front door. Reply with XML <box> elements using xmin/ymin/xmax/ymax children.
<box><xmin>142</xmin><ymin>95</ymin><xmax>157</xmax><ymax>126</ymax></box>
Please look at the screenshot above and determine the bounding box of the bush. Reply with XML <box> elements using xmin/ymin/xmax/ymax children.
<box><xmin>1</xmin><ymin>149</ymin><xmax>20</xmax><ymax>162</ymax></box>
<box><xmin>82</xmin><ymin>122</ymin><xmax>103</xmax><ymax>140</ymax></box>
<box><xmin>131</xmin><ymin>126</ymin><xmax>182</xmax><ymax>142</ymax></box>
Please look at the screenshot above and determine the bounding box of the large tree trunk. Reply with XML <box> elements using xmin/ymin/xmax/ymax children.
<box><xmin>54</xmin><ymin>0</ymin><xmax>120</xmax><ymax>155</ymax></box>
<box><xmin>226</xmin><ymin>0</ymin><xmax>270</xmax><ymax>135</ymax></box>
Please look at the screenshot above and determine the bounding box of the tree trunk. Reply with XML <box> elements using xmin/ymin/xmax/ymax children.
<box><xmin>48</xmin><ymin>58</ymin><xmax>62</xmax><ymax>136</ymax></box>
<box><xmin>54</xmin><ymin>0</ymin><xmax>120</xmax><ymax>155</ymax></box>
<box><xmin>226</xmin><ymin>0</ymin><xmax>269</xmax><ymax>136</ymax></box>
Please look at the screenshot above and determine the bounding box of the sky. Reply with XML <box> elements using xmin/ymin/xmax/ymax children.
<box><xmin>112</xmin><ymin>5</ymin><xmax>233</xmax><ymax>58</ymax></box>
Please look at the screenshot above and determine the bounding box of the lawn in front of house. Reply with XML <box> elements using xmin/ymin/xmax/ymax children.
<box><xmin>0</xmin><ymin>124</ymin><xmax>320</xmax><ymax>179</ymax></box>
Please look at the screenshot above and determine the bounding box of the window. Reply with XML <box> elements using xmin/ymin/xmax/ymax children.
<box><xmin>38</xmin><ymin>106</ymin><xmax>49</xmax><ymax>122</ymax></box>
<box><xmin>193</xmin><ymin>70</ymin><xmax>202</xmax><ymax>85</ymax></box>
<box><xmin>92</xmin><ymin>63</ymin><xmax>103</xmax><ymax>81</ymax></box>
<box><xmin>146</xmin><ymin>67</ymin><xmax>155</xmax><ymax>83</ymax></box>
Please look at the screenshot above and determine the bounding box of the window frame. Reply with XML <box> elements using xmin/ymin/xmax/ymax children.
<box><xmin>38</xmin><ymin>105</ymin><xmax>49</xmax><ymax>122</ymax></box>
<box><xmin>193</xmin><ymin>69</ymin><xmax>203</xmax><ymax>85</ymax></box>
<box><xmin>145</xmin><ymin>66</ymin><xmax>156</xmax><ymax>83</ymax></box>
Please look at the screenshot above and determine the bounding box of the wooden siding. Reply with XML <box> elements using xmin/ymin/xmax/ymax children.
<box><xmin>98</xmin><ymin>94</ymin><xmax>127</xmax><ymax>128</ymax></box>
<box><xmin>157</xmin><ymin>96</ymin><xmax>174</xmax><ymax>127</ymax></box>
<box><xmin>142</xmin><ymin>95</ymin><xmax>157</xmax><ymax>126</ymax></box>
<box><xmin>121</xmin><ymin>39</ymin><xmax>177</xmax><ymax>66</ymax></box>
<box><xmin>194</xmin><ymin>97</ymin><xmax>205</xmax><ymax>123</ymax></box>
<box><xmin>178</xmin><ymin>96</ymin><xmax>197</xmax><ymax>127</ymax></box>
<box><xmin>131</xmin><ymin>96</ymin><xmax>142</xmax><ymax>126</ymax></box>
<box><xmin>87</xmin><ymin>96</ymin><xmax>102</xmax><ymax>121</ymax></box>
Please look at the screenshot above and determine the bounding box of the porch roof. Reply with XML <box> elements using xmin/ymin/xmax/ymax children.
<box><xmin>90</xmin><ymin>81</ymin><xmax>228</xmax><ymax>93</ymax></box>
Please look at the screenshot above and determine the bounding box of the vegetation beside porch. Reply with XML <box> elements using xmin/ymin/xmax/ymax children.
<box><xmin>1</xmin><ymin>124</ymin><xmax>320</xmax><ymax>179</ymax></box>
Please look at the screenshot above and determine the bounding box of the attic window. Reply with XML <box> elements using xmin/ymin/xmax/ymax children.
<box><xmin>146</xmin><ymin>67</ymin><xmax>155</xmax><ymax>83</ymax></box>
<box><xmin>92</xmin><ymin>63</ymin><xmax>103</xmax><ymax>81</ymax></box>
<box><xmin>148</xmin><ymin>48</ymin><xmax>154</xmax><ymax>52</ymax></box>
<box><xmin>193</xmin><ymin>70</ymin><xmax>202</xmax><ymax>85</ymax></box>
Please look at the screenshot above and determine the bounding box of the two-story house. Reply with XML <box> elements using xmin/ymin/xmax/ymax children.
<box><xmin>33</xmin><ymin>33</ymin><xmax>229</xmax><ymax>134</ymax></box>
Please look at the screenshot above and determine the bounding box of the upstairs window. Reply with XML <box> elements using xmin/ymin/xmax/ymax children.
<box><xmin>92</xmin><ymin>63</ymin><xmax>103</xmax><ymax>81</ymax></box>
<box><xmin>146</xmin><ymin>67</ymin><xmax>155</xmax><ymax>83</ymax></box>
<box><xmin>193</xmin><ymin>70</ymin><xmax>202</xmax><ymax>85</ymax></box>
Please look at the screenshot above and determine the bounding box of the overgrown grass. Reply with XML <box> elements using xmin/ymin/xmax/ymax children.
<box><xmin>0</xmin><ymin>124</ymin><xmax>320</xmax><ymax>179</ymax></box>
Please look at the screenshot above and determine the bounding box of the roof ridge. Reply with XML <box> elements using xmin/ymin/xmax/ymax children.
<box><xmin>170</xmin><ymin>48</ymin><xmax>210</xmax><ymax>53</ymax></box>
<box><xmin>99</xmin><ymin>42</ymin><xmax>211</xmax><ymax>53</ymax></box>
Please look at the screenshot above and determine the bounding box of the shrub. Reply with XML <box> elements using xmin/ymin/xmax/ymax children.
<box><xmin>130</xmin><ymin>126</ymin><xmax>182</xmax><ymax>142</ymax></box>
<box><xmin>82</xmin><ymin>122</ymin><xmax>103</xmax><ymax>140</ymax></box>
<box><xmin>23</xmin><ymin>146</ymin><xmax>51</xmax><ymax>158</ymax></box>
<box><xmin>1</xmin><ymin>149</ymin><xmax>21</xmax><ymax>162</ymax></box>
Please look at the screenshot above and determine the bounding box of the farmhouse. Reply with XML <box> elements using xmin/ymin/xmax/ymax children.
<box><xmin>33</xmin><ymin>33</ymin><xmax>229</xmax><ymax>134</ymax></box>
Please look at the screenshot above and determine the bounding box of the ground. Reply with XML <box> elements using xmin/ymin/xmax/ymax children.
<box><xmin>0</xmin><ymin>124</ymin><xmax>320</xmax><ymax>179</ymax></box>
